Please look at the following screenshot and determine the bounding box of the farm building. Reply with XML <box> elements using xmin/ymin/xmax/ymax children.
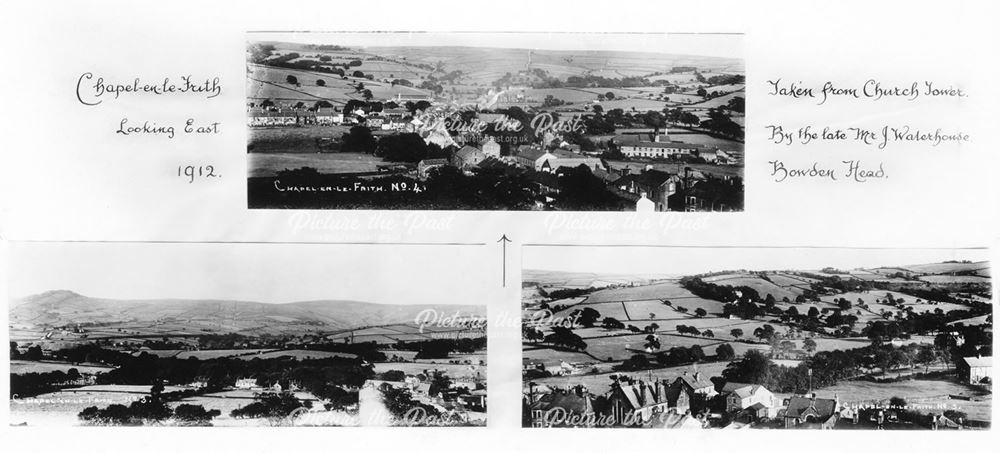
<box><xmin>958</xmin><ymin>356</ymin><xmax>992</xmax><ymax>384</ymax></box>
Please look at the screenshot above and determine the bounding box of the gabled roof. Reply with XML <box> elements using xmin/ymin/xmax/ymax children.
<box><xmin>676</xmin><ymin>374</ymin><xmax>713</xmax><ymax>390</ymax></box>
<box><xmin>614</xmin><ymin>382</ymin><xmax>665</xmax><ymax>410</ymax></box>
<box><xmin>529</xmin><ymin>392</ymin><xmax>593</xmax><ymax>415</ymax></box>
<box><xmin>746</xmin><ymin>402</ymin><xmax>767</xmax><ymax>411</ymax></box>
<box><xmin>623</xmin><ymin>140</ymin><xmax>713</xmax><ymax>150</ymax></box>
<box><xmin>722</xmin><ymin>382</ymin><xmax>767</xmax><ymax>399</ymax></box>
<box><xmin>618</xmin><ymin>169</ymin><xmax>677</xmax><ymax>189</ymax></box>
<box><xmin>418</xmin><ymin>158</ymin><xmax>449</xmax><ymax>166</ymax></box>
<box><xmin>454</xmin><ymin>145</ymin><xmax>484</xmax><ymax>160</ymax></box>
<box><xmin>784</xmin><ymin>396</ymin><xmax>837</xmax><ymax>420</ymax></box>
<box><xmin>962</xmin><ymin>356</ymin><xmax>992</xmax><ymax>368</ymax></box>
<box><xmin>516</xmin><ymin>146</ymin><xmax>549</xmax><ymax>161</ymax></box>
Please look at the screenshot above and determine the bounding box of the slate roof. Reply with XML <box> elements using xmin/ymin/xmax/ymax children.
<box><xmin>722</xmin><ymin>382</ymin><xmax>766</xmax><ymax>399</ymax></box>
<box><xmin>676</xmin><ymin>374</ymin><xmax>714</xmax><ymax>391</ymax></box>
<box><xmin>784</xmin><ymin>396</ymin><xmax>837</xmax><ymax>420</ymax></box>
<box><xmin>516</xmin><ymin>146</ymin><xmax>549</xmax><ymax>161</ymax></box>
<box><xmin>529</xmin><ymin>392</ymin><xmax>593</xmax><ymax>415</ymax></box>
<box><xmin>454</xmin><ymin>145</ymin><xmax>484</xmax><ymax>160</ymax></box>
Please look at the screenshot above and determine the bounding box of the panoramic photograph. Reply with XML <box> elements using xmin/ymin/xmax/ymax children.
<box><xmin>246</xmin><ymin>32</ymin><xmax>744</xmax><ymax>211</ymax></box>
<box><xmin>9</xmin><ymin>242</ymin><xmax>488</xmax><ymax>427</ymax></box>
<box><xmin>521</xmin><ymin>247</ymin><xmax>992</xmax><ymax>429</ymax></box>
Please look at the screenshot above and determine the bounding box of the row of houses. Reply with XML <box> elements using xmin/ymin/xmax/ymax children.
<box><xmin>525</xmin><ymin>371</ymin><xmax>841</xmax><ymax>429</ymax></box>
<box><xmin>247</xmin><ymin>107</ymin><xmax>415</xmax><ymax>130</ymax></box>
<box><xmin>614</xmin><ymin>133</ymin><xmax>733</xmax><ymax>164</ymax></box>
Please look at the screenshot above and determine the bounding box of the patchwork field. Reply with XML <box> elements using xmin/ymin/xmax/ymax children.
<box><xmin>10</xmin><ymin>360</ymin><xmax>114</xmax><ymax>375</ymax></box>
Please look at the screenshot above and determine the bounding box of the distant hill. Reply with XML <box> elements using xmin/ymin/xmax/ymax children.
<box><xmin>10</xmin><ymin>290</ymin><xmax>485</xmax><ymax>336</ymax></box>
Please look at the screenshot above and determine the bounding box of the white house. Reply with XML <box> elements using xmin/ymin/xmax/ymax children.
<box><xmin>722</xmin><ymin>382</ymin><xmax>778</xmax><ymax>418</ymax></box>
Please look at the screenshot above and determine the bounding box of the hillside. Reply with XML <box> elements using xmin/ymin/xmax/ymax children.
<box><xmin>10</xmin><ymin>290</ymin><xmax>485</xmax><ymax>336</ymax></box>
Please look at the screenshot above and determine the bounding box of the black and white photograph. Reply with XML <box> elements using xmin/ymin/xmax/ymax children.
<box><xmin>522</xmin><ymin>247</ymin><xmax>992</xmax><ymax>429</ymax></box>
<box><xmin>246</xmin><ymin>32</ymin><xmax>744</xmax><ymax>211</ymax></box>
<box><xmin>8</xmin><ymin>242</ymin><xmax>488</xmax><ymax>427</ymax></box>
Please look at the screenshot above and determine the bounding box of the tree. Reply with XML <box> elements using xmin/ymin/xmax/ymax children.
<box><xmin>286</xmin><ymin>75</ymin><xmax>298</xmax><ymax>85</ymax></box>
<box><xmin>25</xmin><ymin>345</ymin><xmax>43</xmax><ymax>361</ymax></box>
<box><xmin>316</xmin><ymin>79</ymin><xmax>326</xmax><ymax>87</ymax></box>
<box><xmin>362</xmin><ymin>89</ymin><xmax>373</xmax><ymax>101</ymax></box>
<box><xmin>644</xmin><ymin>335</ymin><xmax>661</xmax><ymax>351</ymax></box>
<box><xmin>544</xmin><ymin>327</ymin><xmax>587</xmax><ymax>351</ymax></box>
<box><xmin>753</xmin><ymin>325</ymin><xmax>775</xmax><ymax>342</ymax></box>
<box><xmin>807</xmin><ymin>307</ymin><xmax>820</xmax><ymax>318</ymax></box>
<box><xmin>716</xmin><ymin>343</ymin><xmax>736</xmax><ymax>361</ymax></box>
<box><xmin>174</xmin><ymin>404</ymin><xmax>221</xmax><ymax>426</ymax></box>
<box><xmin>838</xmin><ymin>299</ymin><xmax>852</xmax><ymax>311</ymax></box>
<box><xmin>694</xmin><ymin>308</ymin><xmax>707</xmax><ymax>317</ymax></box>
<box><xmin>803</xmin><ymin>338</ymin><xmax>817</xmax><ymax>354</ymax></box>
<box><xmin>602</xmin><ymin>317</ymin><xmax>625</xmax><ymax>330</ymax></box>
<box><xmin>230</xmin><ymin>392</ymin><xmax>311</xmax><ymax>420</ymax></box>
<box><xmin>605</xmin><ymin>91</ymin><xmax>615</xmax><ymax>100</ymax></box>
<box><xmin>730</xmin><ymin>329</ymin><xmax>743</xmax><ymax>340</ymax></box>
<box><xmin>340</xmin><ymin>126</ymin><xmax>377</xmax><ymax>154</ymax></box>
<box><xmin>702</xmin><ymin>329</ymin><xmax>714</xmax><ymax>338</ymax></box>
<box><xmin>572</xmin><ymin>307</ymin><xmax>601</xmax><ymax>328</ymax></box>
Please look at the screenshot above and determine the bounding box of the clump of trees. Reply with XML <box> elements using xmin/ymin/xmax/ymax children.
<box><xmin>230</xmin><ymin>392</ymin><xmax>310</xmax><ymax>420</ymax></box>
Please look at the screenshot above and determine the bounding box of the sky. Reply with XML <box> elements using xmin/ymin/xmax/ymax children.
<box><xmin>249</xmin><ymin>32</ymin><xmax>744</xmax><ymax>59</ymax></box>
<box><xmin>8</xmin><ymin>242</ymin><xmax>490</xmax><ymax>305</ymax></box>
<box><xmin>523</xmin><ymin>246</ymin><xmax>991</xmax><ymax>276</ymax></box>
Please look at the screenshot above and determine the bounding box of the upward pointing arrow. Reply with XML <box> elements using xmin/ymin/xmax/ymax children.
<box><xmin>498</xmin><ymin>235</ymin><xmax>512</xmax><ymax>287</ymax></box>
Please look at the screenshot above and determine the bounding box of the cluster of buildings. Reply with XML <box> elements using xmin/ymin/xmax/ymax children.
<box><xmin>359</xmin><ymin>372</ymin><xmax>488</xmax><ymax>426</ymax></box>
<box><xmin>247</xmin><ymin>105</ymin><xmax>422</xmax><ymax>132</ymax></box>
<box><xmin>614</xmin><ymin>133</ymin><xmax>732</xmax><ymax>164</ymax></box>
<box><xmin>524</xmin><ymin>371</ymin><xmax>843</xmax><ymax>429</ymax></box>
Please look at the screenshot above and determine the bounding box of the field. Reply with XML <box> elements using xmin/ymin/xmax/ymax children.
<box><xmin>780</xmin><ymin>379</ymin><xmax>991</xmax><ymax>422</ymax></box>
<box><xmin>327</xmin><ymin>322</ymin><xmax>486</xmax><ymax>345</ymax></box>
<box><xmin>10</xmin><ymin>384</ymin><xmax>189</xmax><ymax>427</ymax></box>
<box><xmin>249</xmin><ymin>152</ymin><xmax>388</xmax><ymax>177</ymax></box>
<box><xmin>584</xmin><ymin>281</ymin><xmax>700</xmax><ymax>303</ymax></box>
<box><xmin>232</xmin><ymin>350</ymin><xmax>359</xmax><ymax>361</ymax></box>
<box><xmin>174</xmin><ymin>349</ymin><xmax>280</xmax><ymax>360</ymax></box>
<box><xmin>372</xmin><ymin>362</ymin><xmax>485</xmax><ymax>380</ymax></box>
<box><xmin>700</xmin><ymin>273</ymin><xmax>804</xmax><ymax>301</ymax></box>
<box><xmin>918</xmin><ymin>275</ymin><xmax>991</xmax><ymax>284</ymax></box>
<box><xmin>10</xmin><ymin>360</ymin><xmax>114</xmax><ymax>375</ymax></box>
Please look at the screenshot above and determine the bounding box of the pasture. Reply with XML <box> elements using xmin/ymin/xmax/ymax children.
<box><xmin>10</xmin><ymin>360</ymin><xmax>114</xmax><ymax>375</ymax></box>
<box><xmin>249</xmin><ymin>152</ymin><xmax>386</xmax><ymax>177</ymax></box>
<box><xmin>373</xmin><ymin>362</ymin><xmax>485</xmax><ymax>380</ymax></box>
